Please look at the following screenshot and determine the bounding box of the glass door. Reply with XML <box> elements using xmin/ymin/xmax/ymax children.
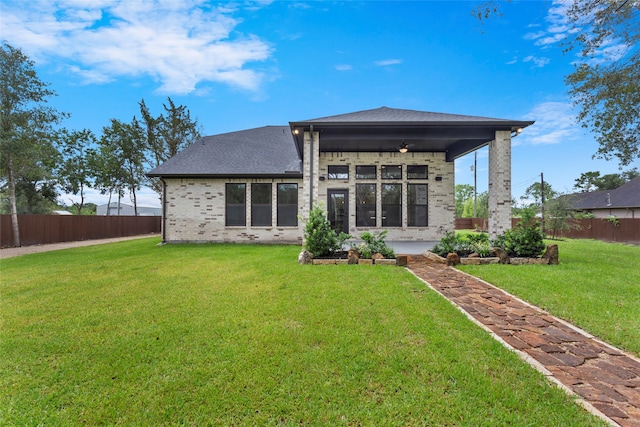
<box><xmin>327</xmin><ymin>189</ymin><xmax>349</xmax><ymax>234</ymax></box>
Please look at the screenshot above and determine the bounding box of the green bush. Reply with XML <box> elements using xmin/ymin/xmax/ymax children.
<box><xmin>431</xmin><ymin>232</ymin><xmax>493</xmax><ymax>258</ymax></box>
<box><xmin>302</xmin><ymin>204</ymin><xmax>351</xmax><ymax>257</ymax></box>
<box><xmin>357</xmin><ymin>230</ymin><xmax>395</xmax><ymax>259</ymax></box>
<box><xmin>496</xmin><ymin>208</ymin><xmax>546</xmax><ymax>258</ymax></box>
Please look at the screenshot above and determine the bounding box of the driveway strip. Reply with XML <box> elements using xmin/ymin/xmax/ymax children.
<box><xmin>406</xmin><ymin>255</ymin><xmax>640</xmax><ymax>427</ymax></box>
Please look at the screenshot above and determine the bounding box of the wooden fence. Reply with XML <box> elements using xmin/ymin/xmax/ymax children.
<box><xmin>455</xmin><ymin>217</ymin><xmax>640</xmax><ymax>245</ymax></box>
<box><xmin>0</xmin><ymin>215</ymin><xmax>161</xmax><ymax>248</ymax></box>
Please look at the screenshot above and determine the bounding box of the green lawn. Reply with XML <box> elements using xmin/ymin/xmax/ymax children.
<box><xmin>458</xmin><ymin>238</ymin><xmax>640</xmax><ymax>357</ymax></box>
<box><xmin>0</xmin><ymin>238</ymin><xmax>605</xmax><ymax>426</ymax></box>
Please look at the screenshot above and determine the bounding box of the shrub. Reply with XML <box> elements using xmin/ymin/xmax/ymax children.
<box><xmin>431</xmin><ymin>231</ymin><xmax>460</xmax><ymax>257</ymax></box>
<box><xmin>501</xmin><ymin>208</ymin><xmax>546</xmax><ymax>258</ymax></box>
<box><xmin>357</xmin><ymin>230</ymin><xmax>395</xmax><ymax>259</ymax></box>
<box><xmin>302</xmin><ymin>204</ymin><xmax>351</xmax><ymax>257</ymax></box>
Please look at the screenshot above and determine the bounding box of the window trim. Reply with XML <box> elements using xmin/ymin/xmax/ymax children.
<box><xmin>382</xmin><ymin>183</ymin><xmax>402</xmax><ymax>227</ymax></box>
<box><xmin>407</xmin><ymin>165</ymin><xmax>428</xmax><ymax>180</ymax></box>
<box><xmin>407</xmin><ymin>183</ymin><xmax>428</xmax><ymax>227</ymax></box>
<box><xmin>328</xmin><ymin>165</ymin><xmax>349</xmax><ymax>180</ymax></box>
<box><xmin>355</xmin><ymin>165</ymin><xmax>377</xmax><ymax>180</ymax></box>
<box><xmin>277</xmin><ymin>183</ymin><xmax>298</xmax><ymax>227</ymax></box>
<box><xmin>251</xmin><ymin>183</ymin><xmax>272</xmax><ymax>227</ymax></box>
<box><xmin>356</xmin><ymin>183</ymin><xmax>377</xmax><ymax>227</ymax></box>
<box><xmin>225</xmin><ymin>183</ymin><xmax>246</xmax><ymax>227</ymax></box>
<box><xmin>381</xmin><ymin>165</ymin><xmax>402</xmax><ymax>180</ymax></box>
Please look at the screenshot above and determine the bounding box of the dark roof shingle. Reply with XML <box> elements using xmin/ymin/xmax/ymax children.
<box><xmin>147</xmin><ymin>126</ymin><xmax>301</xmax><ymax>177</ymax></box>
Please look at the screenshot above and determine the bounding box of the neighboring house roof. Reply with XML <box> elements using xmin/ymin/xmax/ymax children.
<box><xmin>565</xmin><ymin>177</ymin><xmax>640</xmax><ymax>210</ymax></box>
<box><xmin>147</xmin><ymin>126</ymin><xmax>303</xmax><ymax>178</ymax></box>
<box><xmin>290</xmin><ymin>106</ymin><xmax>534</xmax><ymax>161</ymax></box>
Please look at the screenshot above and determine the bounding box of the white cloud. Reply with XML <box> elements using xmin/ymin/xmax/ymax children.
<box><xmin>1</xmin><ymin>0</ymin><xmax>274</xmax><ymax>94</ymax></box>
<box><xmin>523</xmin><ymin>55</ymin><xmax>551</xmax><ymax>67</ymax></box>
<box><xmin>374</xmin><ymin>59</ymin><xmax>402</xmax><ymax>67</ymax></box>
<box><xmin>335</xmin><ymin>64</ymin><xmax>353</xmax><ymax>71</ymax></box>
<box><xmin>518</xmin><ymin>101</ymin><xmax>579</xmax><ymax>146</ymax></box>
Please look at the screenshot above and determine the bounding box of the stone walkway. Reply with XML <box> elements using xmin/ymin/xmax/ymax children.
<box><xmin>406</xmin><ymin>255</ymin><xmax>640</xmax><ymax>427</ymax></box>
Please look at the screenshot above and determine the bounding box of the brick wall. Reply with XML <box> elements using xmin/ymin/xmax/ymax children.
<box><xmin>316</xmin><ymin>151</ymin><xmax>454</xmax><ymax>241</ymax></box>
<box><xmin>164</xmin><ymin>178</ymin><xmax>304</xmax><ymax>243</ymax></box>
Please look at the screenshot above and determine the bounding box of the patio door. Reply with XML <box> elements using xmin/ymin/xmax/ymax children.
<box><xmin>327</xmin><ymin>189</ymin><xmax>349</xmax><ymax>234</ymax></box>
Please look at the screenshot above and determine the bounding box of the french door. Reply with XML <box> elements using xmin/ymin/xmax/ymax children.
<box><xmin>327</xmin><ymin>189</ymin><xmax>349</xmax><ymax>234</ymax></box>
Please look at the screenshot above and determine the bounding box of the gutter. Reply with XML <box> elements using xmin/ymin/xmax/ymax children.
<box><xmin>160</xmin><ymin>178</ymin><xmax>167</xmax><ymax>244</ymax></box>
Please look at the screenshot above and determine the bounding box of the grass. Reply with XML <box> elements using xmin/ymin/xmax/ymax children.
<box><xmin>0</xmin><ymin>238</ymin><xmax>606</xmax><ymax>426</ymax></box>
<box><xmin>458</xmin><ymin>237</ymin><xmax>640</xmax><ymax>357</ymax></box>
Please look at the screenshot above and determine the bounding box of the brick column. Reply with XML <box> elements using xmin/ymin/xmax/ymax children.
<box><xmin>488</xmin><ymin>130</ymin><xmax>512</xmax><ymax>239</ymax></box>
<box><xmin>301</xmin><ymin>129</ymin><xmax>320</xmax><ymax>220</ymax></box>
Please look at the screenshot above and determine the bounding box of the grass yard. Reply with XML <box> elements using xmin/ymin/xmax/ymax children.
<box><xmin>0</xmin><ymin>238</ymin><xmax>605</xmax><ymax>426</ymax></box>
<box><xmin>458</xmin><ymin>238</ymin><xmax>640</xmax><ymax>357</ymax></box>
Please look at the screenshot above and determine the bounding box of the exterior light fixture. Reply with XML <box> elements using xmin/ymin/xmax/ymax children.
<box><xmin>293</xmin><ymin>129</ymin><xmax>300</xmax><ymax>135</ymax></box>
<box><xmin>399</xmin><ymin>141</ymin><xmax>408</xmax><ymax>153</ymax></box>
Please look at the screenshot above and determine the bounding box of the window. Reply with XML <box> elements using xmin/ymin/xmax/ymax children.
<box><xmin>381</xmin><ymin>165</ymin><xmax>402</xmax><ymax>179</ymax></box>
<box><xmin>408</xmin><ymin>165</ymin><xmax>428</xmax><ymax>180</ymax></box>
<box><xmin>356</xmin><ymin>165</ymin><xmax>376</xmax><ymax>179</ymax></box>
<box><xmin>328</xmin><ymin>165</ymin><xmax>349</xmax><ymax>180</ymax></box>
<box><xmin>277</xmin><ymin>183</ymin><xmax>298</xmax><ymax>226</ymax></box>
<box><xmin>356</xmin><ymin>184</ymin><xmax>376</xmax><ymax>227</ymax></box>
<box><xmin>408</xmin><ymin>184</ymin><xmax>428</xmax><ymax>227</ymax></box>
<box><xmin>225</xmin><ymin>183</ymin><xmax>246</xmax><ymax>226</ymax></box>
<box><xmin>251</xmin><ymin>183</ymin><xmax>272</xmax><ymax>226</ymax></box>
<box><xmin>382</xmin><ymin>184</ymin><xmax>402</xmax><ymax>227</ymax></box>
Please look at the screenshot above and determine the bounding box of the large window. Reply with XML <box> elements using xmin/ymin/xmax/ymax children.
<box><xmin>356</xmin><ymin>165</ymin><xmax>376</xmax><ymax>179</ymax></box>
<box><xmin>407</xmin><ymin>165</ymin><xmax>428</xmax><ymax>180</ymax></box>
<box><xmin>381</xmin><ymin>165</ymin><xmax>402</xmax><ymax>179</ymax></box>
<box><xmin>408</xmin><ymin>184</ymin><xmax>428</xmax><ymax>227</ymax></box>
<box><xmin>356</xmin><ymin>183</ymin><xmax>376</xmax><ymax>227</ymax></box>
<box><xmin>225</xmin><ymin>183</ymin><xmax>246</xmax><ymax>226</ymax></box>
<box><xmin>382</xmin><ymin>184</ymin><xmax>402</xmax><ymax>227</ymax></box>
<box><xmin>277</xmin><ymin>183</ymin><xmax>298</xmax><ymax>227</ymax></box>
<box><xmin>328</xmin><ymin>165</ymin><xmax>349</xmax><ymax>180</ymax></box>
<box><xmin>251</xmin><ymin>183</ymin><xmax>272</xmax><ymax>226</ymax></box>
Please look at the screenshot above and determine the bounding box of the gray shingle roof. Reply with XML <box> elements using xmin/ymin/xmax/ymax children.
<box><xmin>566</xmin><ymin>177</ymin><xmax>640</xmax><ymax>209</ymax></box>
<box><xmin>147</xmin><ymin>126</ymin><xmax>302</xmax><ymax>177</ymax></box>
<box><xmin>295</xmin><ymin>106</ymin><xmax>524</xmax><ymax>125</ymax></box>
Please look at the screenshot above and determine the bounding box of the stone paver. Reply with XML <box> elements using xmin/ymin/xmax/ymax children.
<box><xmin>407</xmin><ymin>255</ymin><xmax>640</xmax><ymax>427</ymax></box>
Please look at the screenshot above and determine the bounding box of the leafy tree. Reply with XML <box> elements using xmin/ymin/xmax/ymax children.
<box><xmin>474</xmin><ymin>1</ymin><xmax>639</xmax><ymax>167</ymax></box>
<box><xmin>574</xmin><ymin>168</ymin><xmax>640</xmax><ymax>192</ymax></box>
<box><xmin>545</xmin><ymin>195</ymin><xmax>580</xmax><ymax>240</ymax></box>
<box><xmin>574</xmin><ymin>171</ymin><xmax>601</xmax><ymax>193</ymax></box>
<box><xmin>462</xmin><ymin>190</ymin><xmax>488</xmax><ymax>219</ymax></box>
<box><xmin>521</xmin><ymin>181</ymin><xmax>557</xmax><ymax>208</ymax></box>
<box><xmin>1</xmin><ymin>43</ymin><xmax>67</xmax><ymax>246</ymax></box>
<box><xmin>57</xmin><ymin>129</ymin><xmax>98</xmax><ymax>214</ymax></box>
<box><xmin>455</xmin><ymin>184</ymin><xmax>474</xmax><ymax>218</ymax></box>
<box><xmin>99</xmin><ymin>118</ymin><xmax>146</xmax><ymax>215</ymax></box>
<box><xmin>139</xmin><ymin>97</ymin><xmax>201</xmax><ymax>195</ymax></box>
<box><xmin>564</xmin><ymin>1</ymin><xmax>639</xmax><ymax>167</ymax></box>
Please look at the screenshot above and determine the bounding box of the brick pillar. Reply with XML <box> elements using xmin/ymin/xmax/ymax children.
<box><xmin>488</xmin><ymin>130</ymin><xmax>512</xmax><ymax>239</ymax></box>
<box><xmin>301</xmin><ymin>129</ymin><xmax>320</xmax><ymax>220</ymax></box>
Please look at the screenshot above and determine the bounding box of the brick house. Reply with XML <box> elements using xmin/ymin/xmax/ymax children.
<box><xmin>147</xmin><ymin>107</ymin><xmax>533</xmax><ymax>244</ymax></box>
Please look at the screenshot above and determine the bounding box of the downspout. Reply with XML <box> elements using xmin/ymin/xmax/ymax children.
<box><xmin>309</xmin><ymin>124</ymin><xmax>314</xmax><ymax>211</ymax></box>
<box><xmin>160</xmin><ymin>178</ymin><xmax>167</xmax><ymax>243</ymax></box>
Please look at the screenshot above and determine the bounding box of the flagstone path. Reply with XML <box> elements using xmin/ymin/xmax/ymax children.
<box><xmin>406</xmin><ymin>255</ymin><xmax>640</xmax><ymax>427</ymax></box>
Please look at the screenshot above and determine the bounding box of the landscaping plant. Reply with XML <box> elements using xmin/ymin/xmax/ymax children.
<box><xmin>301</xmin><ymin>203</ymin><xmax>350</xmax><ymax>257</ymax></box>
<box><xmin>356</xmin><ymin>230</ymin><xmax>395</xmax><ymax>259</ymax></box>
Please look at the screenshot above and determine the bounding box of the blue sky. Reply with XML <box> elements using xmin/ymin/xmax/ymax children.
<box><xmin>3</xmin><ymin>0</ymin><xmax>638</xmax><ymax>208</ymax></box>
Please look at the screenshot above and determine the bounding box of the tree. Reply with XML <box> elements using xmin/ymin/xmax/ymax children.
<box><xmin>564</xmin><ymin>1</ymin><xmax>639</xmax><ymax>167</ymax></box>
<box><xmin>545</xmin><ymin>195</ymin><xmax>580</xmax><ymax>240</ymax></box>
<box><xmin>99</xmin><ymin>118</ymin><xmax>146</xmax><ymax>215</ymax></box>
<box><xmin>57</xmin><ymin>129</ymin><xmax>98</xmax><ymax>214</ymax></box>
<box><xmin>474</xmin><ymin>2</ymin><xmax>640</xmax><ymax>167</ymax></box>
<box><xmin>454</xmin><ymin>184</ymin><xmax>474</xmax><ymax>218</ymax></box>
<box><xmin>574</xmin><ymin>168</ymin><xmax>640</xmax><ymax>192</ymax></box>
<box><xmin>574</xmin><ymin>171</ymin><xmax>601</xmax><ymax>193</ymax></box>
<box><xmin>462</xmin><ymin>190</ymin><xmax>488</xmax><ymax>219</ymax></box>
<box><xmin>1</xmin><ymin>43</ymin><xmax>67</xmax><ymax>246</ymax></box>
<box><xmin>521</xmin><ymin>181</ymin><xmax>557</xmax><ymax>208</ymax></box>
<box><xmin>139</xmin><ymin>97</ymin><xmax>201</xmax><ymax>195</ymax></box>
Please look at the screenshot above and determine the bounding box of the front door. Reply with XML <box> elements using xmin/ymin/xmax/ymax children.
<box><xmin>327</xmin><ymin>189</ymin><xmax>349</xmax><ymax>234</ymax></box>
